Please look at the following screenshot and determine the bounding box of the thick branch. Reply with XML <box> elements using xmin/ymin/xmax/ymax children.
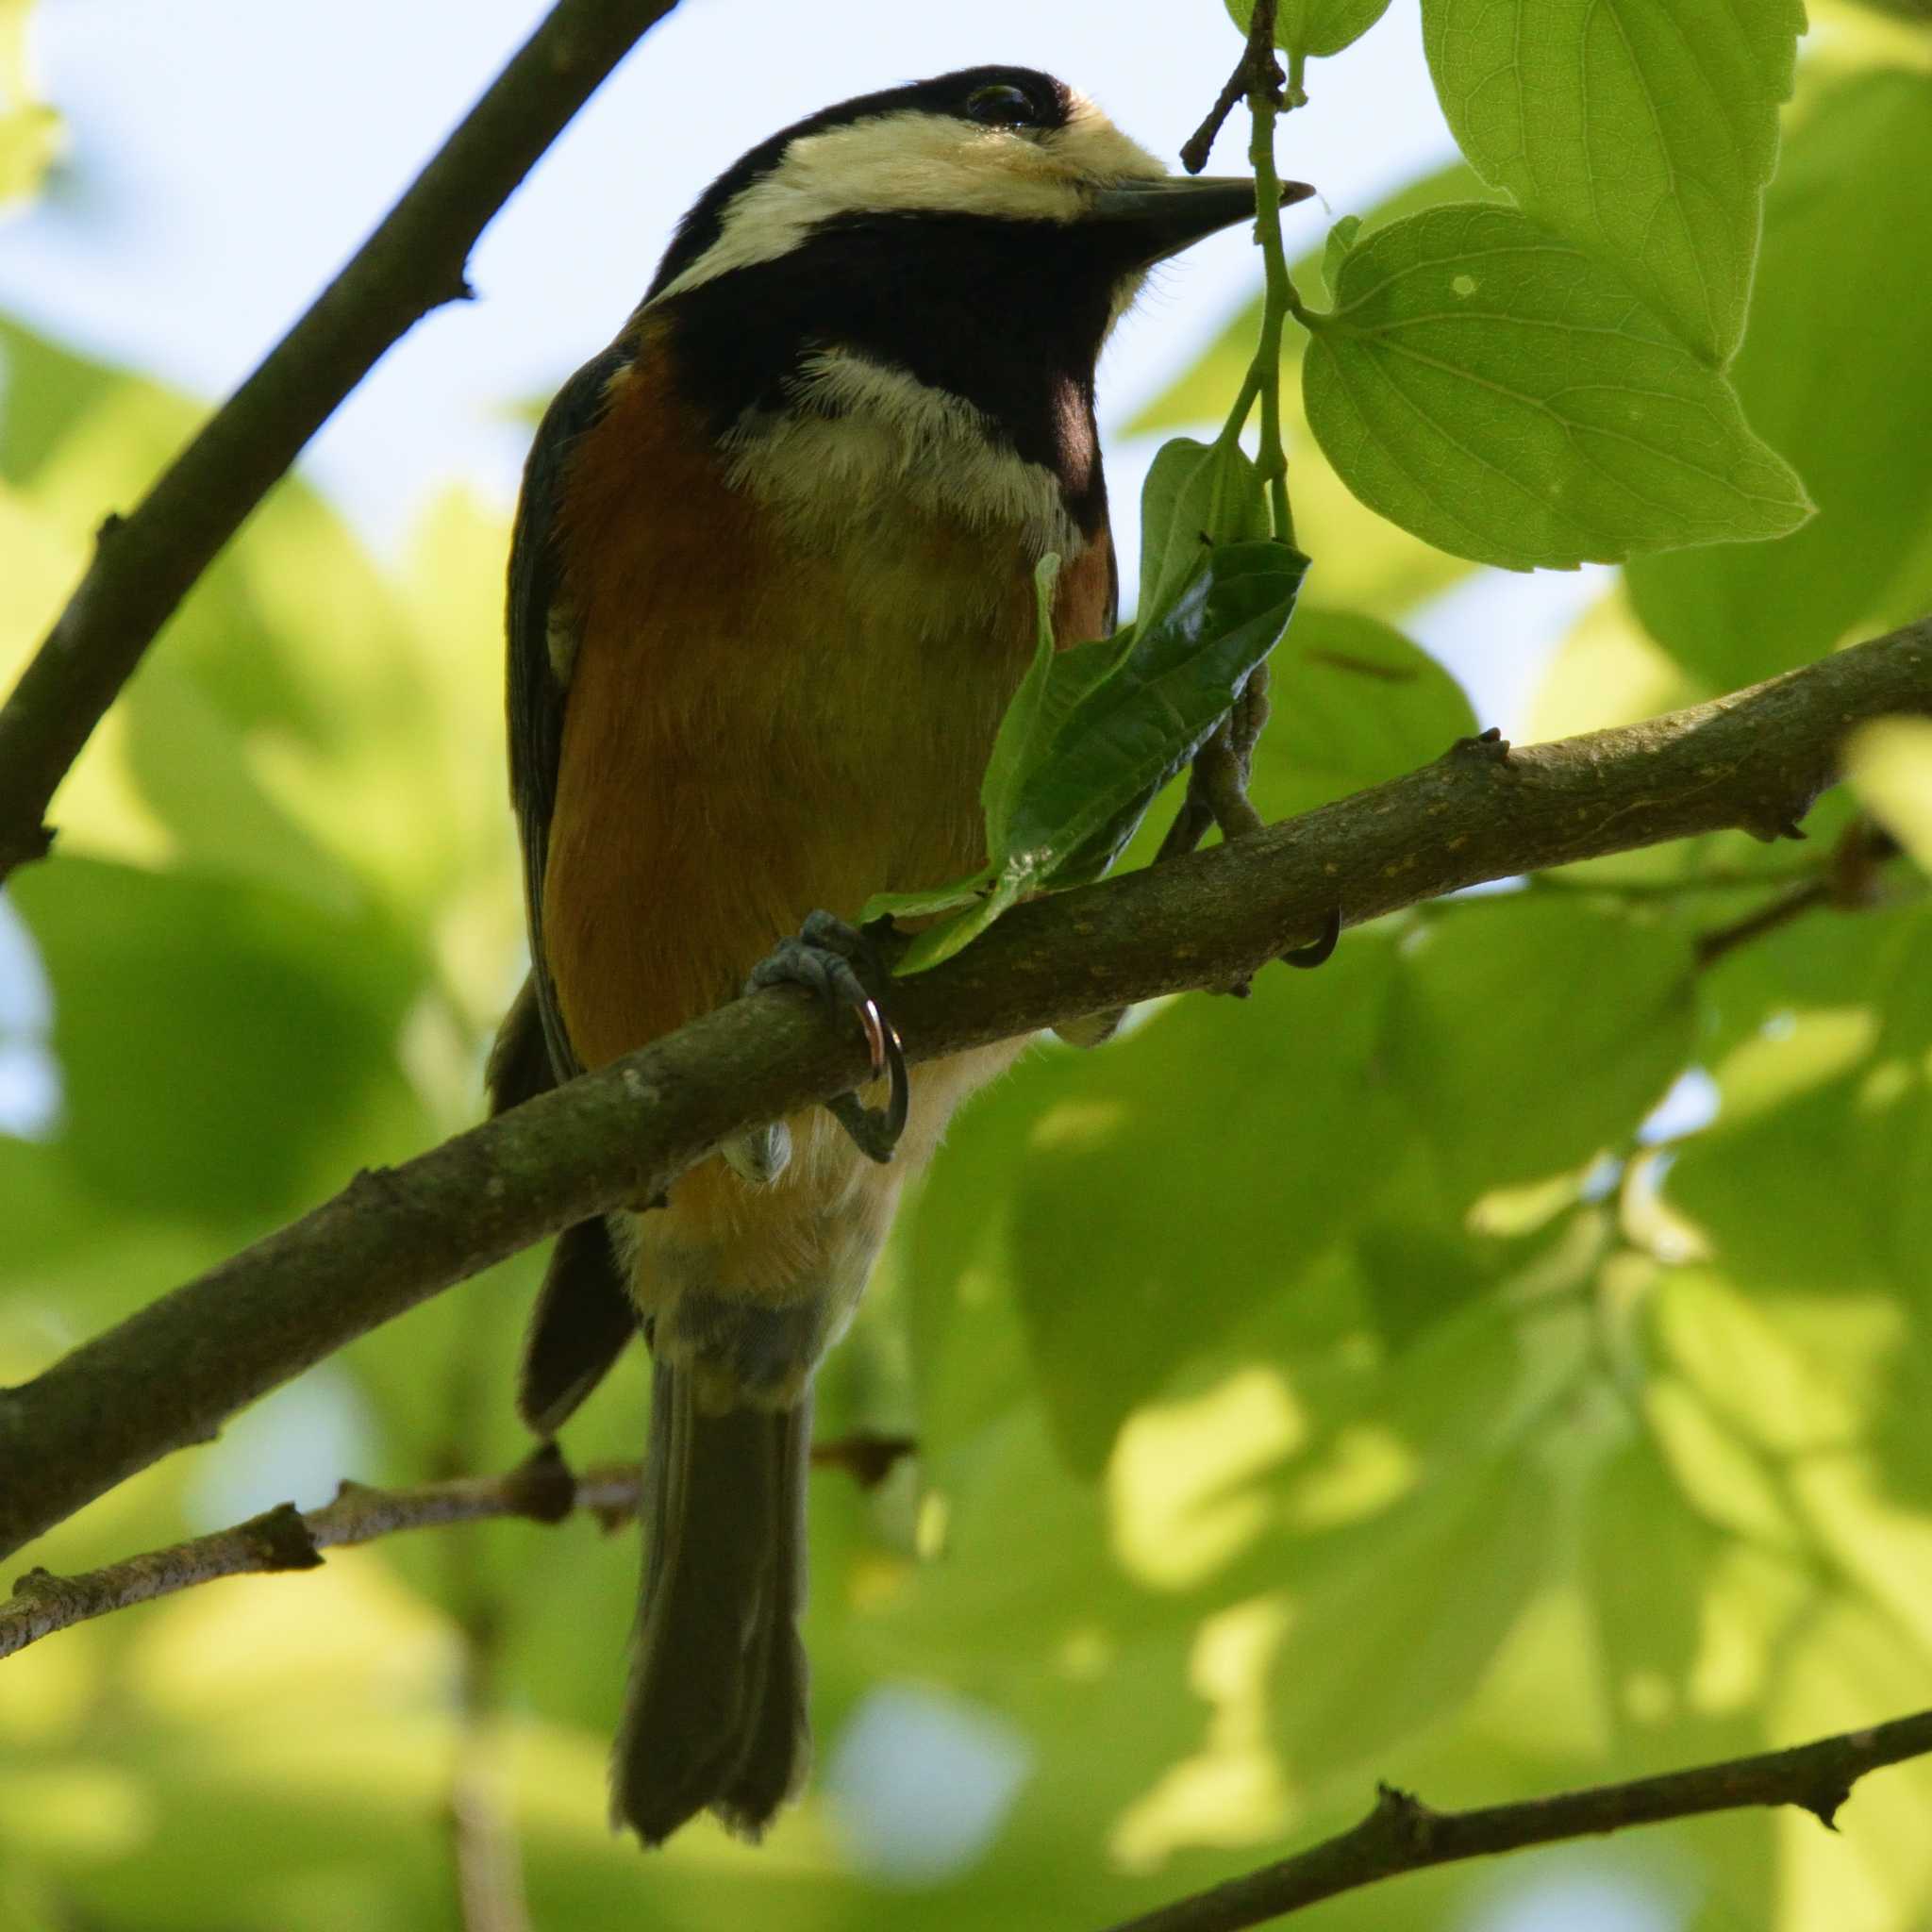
<box><xmin>1096</xmin><ymin>1715</ymin><xmax>1932</xmax><ymax>1931</ymax></box>
<box><xmin>0</xmin><ymin>1432</ymin><xmax>910</xmax><ymax>1660</ymax></box>
<box><xmin>0</xmin><ymin>620</ymin><xmax>1926</xmax><ymax>1560</ymax></box>
<box><xmin>0</xmin><ymin>0</ymin><xmax>679</xmax><ymax>883</ymax></box>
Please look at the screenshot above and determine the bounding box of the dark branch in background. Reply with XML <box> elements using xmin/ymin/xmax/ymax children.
<box><xmin>0</xmin><ymin>617</ymin><xmax>1926</xmax><ymax>1563</ymax></box>
<box><xmin>0</xmin><ymin>1433</ymin><xmax>912</xmax><ymax>1661</ymax></box>
<box><xmin>0</xmin><ymin>0</ymin><xmax>681</xmax><ymax>884</ymax></box>
<box><xmin>1095</xmin><ymin>1714</ymin><xmax>1932</xmax><ymax>1931</ymax></box>
<box><xmin>1693</xmin><ymin>819</ymin><xmax>1901</xmax><ymax>969</ymax></box>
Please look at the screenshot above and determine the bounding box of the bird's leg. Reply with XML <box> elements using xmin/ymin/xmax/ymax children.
<box><xmin>744</xmin><ymin>910</ymin><xmax>908</xmax><ymax>1163</ymax></box>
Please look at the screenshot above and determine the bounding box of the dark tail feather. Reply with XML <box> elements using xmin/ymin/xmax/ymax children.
<box><xmin>518</xmin><ymin>1218</ymin><xmax>639</xmax><ymax>1437</ymax></box>
<box><xmin>612</xmin><ymin>1360</ymin><xmax>810</xmax><ymax>1845</ymax></box>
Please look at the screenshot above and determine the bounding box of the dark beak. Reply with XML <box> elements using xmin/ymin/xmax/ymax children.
<box><xmin>1084</xmin><ymin>175</ymin><xmax>1316</xmax><ymax>262</ymax></box>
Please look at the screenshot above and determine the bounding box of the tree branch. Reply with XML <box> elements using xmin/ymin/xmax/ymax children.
<box><xmin>0</xmin><ymin>1432</ymin><xmax>912</xmax><ymax>1660</ymax></box>
<box><xmin>0</xmin><ymin>0</ymin><xmax>680</xmax><ymax>884</ymax></box>
<box><xmin>1094</xmin><ymin>1714</ymin><xmax>1932</xmax><ymax>1931</ymax></box>
<box><xmin>1</xmin><ymin>618</ymin><xmax>1926</xmax><ymax>1561</ymax></box>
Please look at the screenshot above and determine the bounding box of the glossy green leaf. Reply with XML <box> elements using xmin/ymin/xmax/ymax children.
<box><xmin>1627</xmin><ymin>72</ymin><xmax>1932</xmax><ymax>686</ymax></box>
<box><xmin>1385</xmin><ymin>896</ymin><xmax>1698</xmax><ymax>1195</ymax></box>
<box><xmin>1421</xmin><ymin>0</ymin><xmax>1802</xmax><ymax>364</ymax></box>
<box><xmin>1135</xmin><ymin>437</ymin><xmax>1272</xmax><ymax>628</ymax></box>
<box><xmin>1225</xmin><ymin>0</ymin><xmax>1396</xmax><ymax>60</ymax></box>
<box><xmin>891</xmin><ymin>541</ymin><xmax>1307</xmax><ymax>972</ymax></box>
<box><xmin>1004</xmin><ymin>541</ymin><xmax>1307</xmax><ymax>870</ymax></box>
<box><xmin>1304</xmin><ymin>203</ymin><xmax>1813</xmax><ymax>570</ymax></box>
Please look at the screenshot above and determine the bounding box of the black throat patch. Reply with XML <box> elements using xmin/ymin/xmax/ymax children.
<box><xmin>654</xmin><ymin>211</ymin><xmax>1127</xmax><ymax>538</ymax></box>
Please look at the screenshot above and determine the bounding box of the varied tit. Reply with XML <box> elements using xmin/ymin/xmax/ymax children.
<box><xmin>488</xmin><ymin>64</ymin><xmax>1310</xmax><ymax>1847</ymax></box>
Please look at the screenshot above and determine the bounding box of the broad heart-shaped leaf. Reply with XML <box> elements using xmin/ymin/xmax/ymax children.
<box><xmin>1626</xmin><ymin>72</ymin><xmax>1932</xmax><ymax>689</ymax></box>
<box><xmin>1135</xmin><ymin>437</ymin><xmax>1271</xmax><ymax>627</ymax></box>
<box><xmin>1421</xmin><ymin>0</ymin><xmax>1801</xmax><ymax>366</ymax></box>
<box><xmin>1303</xmin><ymin>203</ymin><xmax>1812</xmax><ymax>570</ymax></box>
<box><xmin>1005</xmin><ymin>541</ymin><xmax>1307</xmax><ymax>874</ymax></box>
<box><xmin>1225</xmin><ymin>0</ymin><xmax>1395</xmax><ymax>59</ymax></box>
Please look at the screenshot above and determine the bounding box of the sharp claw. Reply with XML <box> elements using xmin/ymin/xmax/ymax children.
<box><xmin>1284</xmin><ymin>906</ymin><xmax>1342</xmax><ymax>971</ymax></box>
<box><xmin>856</xmin><ymin>995</ymin><xmax>889</xmax><ymax>1082</ymax></box>
<box><xmin>744</xmin><ymin>914</ymin><xmax>909</xmax><ymax>1163</ymax></box>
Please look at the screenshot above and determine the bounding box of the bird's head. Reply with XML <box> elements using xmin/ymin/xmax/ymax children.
<box><xmin>644</xmin><ymin>65</ymin><xmax>1308</xmax><ymax>316</ymax></box>
<box><xmin>634</xmin><ymin>69</ymin><xmax>1312</xmax><ymax>553</ymax></box>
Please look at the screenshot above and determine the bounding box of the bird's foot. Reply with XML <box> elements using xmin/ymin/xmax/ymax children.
<box><xmin>745</xmin><ymin>910</ymin><xmax>908</xmax><ymax>1163</ymax></box>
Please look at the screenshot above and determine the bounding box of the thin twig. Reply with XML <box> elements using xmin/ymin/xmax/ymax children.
<box><xmin>0</xmin><ymin>1432</ymin><xmax>909</xmax><ymax>1660</ymax></box>
<box><xmin>0</xmin><ymin>0</ymin><xmax>681</xmax><ymax>884</ymax></box>
<box><xmin>1095</xmin><ymin>1715</ymin><xmax>1932</xmax><ymax>1931</ymax></box>
<box><xmin>1180</xmin><ymin>0</ymin><xmax>1282</xmax><ymax>175</ymax></box>
<box><xmin>0</xmin><ymin>620</ymin><xmax>1926</xmax><ymax>1564</ymax></box>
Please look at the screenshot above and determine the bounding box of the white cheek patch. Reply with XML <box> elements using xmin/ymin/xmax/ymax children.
<box><xmin>653</xmin><ymin>97</ymin><xmax>1168</xmax><ymax>304</ymax></box>
<box><xmin>723</xmin><ymin>346</ymin><xmax>1081</xmax><ymax>564</ymax></box>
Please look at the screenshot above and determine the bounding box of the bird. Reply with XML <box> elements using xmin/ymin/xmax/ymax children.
<box><xmin>486</xmin><ymin>62</ymin><xmax>1305</xmax><ymax>1848</ymax></box>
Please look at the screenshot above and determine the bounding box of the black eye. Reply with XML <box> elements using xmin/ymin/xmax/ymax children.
<box><xmin>964</xmin><ymin>83</ymin><xmax>1039</xmax><ymax>128</ymax></box>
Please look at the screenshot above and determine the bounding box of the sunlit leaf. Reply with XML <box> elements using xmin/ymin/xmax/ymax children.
<box><xmin>1225</xmin><ymin>0</ymin><xmax>1396</xmax><ymax>61</ymax></box>
<box><xmin>1303</xmin><ymin>204</ymin><xmax>1812</xmax><ymax>571</ymax></box>
<box><xmin>1421</xmin><ymin>0</ymin><xmax>1802</xmax><ymax>364</ymax></box>
<box><xmin>1135</xmin><ymin>438</ymin><xmax>1272</xmax><ymax>628</ymax></box>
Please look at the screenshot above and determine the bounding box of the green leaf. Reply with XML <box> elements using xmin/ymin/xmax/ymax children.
<box><xmin>1129</xmin><ymin>162</ymin><xmax>1497</xmax><ymax>438</ymax></box>
<box><xmin>1385</xmin><ymin>896</ymin><xmax>1698</xmax><ymax>1196</ymax></box>
<box><xmin>896</xmin><ymin>868</ymin><xmax>1028</xmax><ymax>974</ymax></box>
<box><xmin>976</xmin><ymin>552</ymin><xmax>1133</xmax><ymax>860</ymax></box>
<box><xmin>1006</xmin><ymin>541</ymin><xmax>1307</xmax><ymax>875</ymax></box>
<box><xmin>1135</xmin><ymin>438</ymin><xmax>1272</xmax><ymax>627</ymax></box>
<box><xmin>889</xmin><ymin>542</ymin><xmax>1307</xmax><ymax>974</ymax></box>
<box><xmin>1303</xmin><ymin>203</ymin><xmax>1813</xmax><ymax>570</ymax></box>
<box><xmin>1225</xmin><ymin>0</ymin><xmax>1396</xmax><ymax>60</ymax></box>
<box><xmin>1626</xmin><ymin>72</ymin><xmax>1932</xmax><ymax>687</ymax></box>
<box><xmin>858</xmin><ymin>869</ymin><xmax>993</xmax><ymax>927</ymax></box>
<box><xmin>1421</xmin><ymin>0</ymin><xmax>1802</xmax><ymax>364</ymax></box>
<box><xmin>1127</xmin><ymin>165</ymin><xmax>1500</xmax><ymax>623</ymax></box>
<box><xmin>980</xmin><ymin>552</ymin><xmax>1064</xmax><ymax>852</ymax></box>
<box><xmin>1321</xmin><ymin>216</ymin><xmax>1361</xmax><ymax>301</ymax></box>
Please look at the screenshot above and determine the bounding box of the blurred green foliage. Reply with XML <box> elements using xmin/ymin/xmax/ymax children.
<box><xmin>6</xmin><ymin>9</ymin><xmax>1932</xmax><ymax>1932</ymax></box>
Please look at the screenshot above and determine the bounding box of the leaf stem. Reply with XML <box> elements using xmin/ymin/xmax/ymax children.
<box><xmin>1244</xmin><ymin>55</ymin><xmax>1299</xmax><ymax>545</ymax></box>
